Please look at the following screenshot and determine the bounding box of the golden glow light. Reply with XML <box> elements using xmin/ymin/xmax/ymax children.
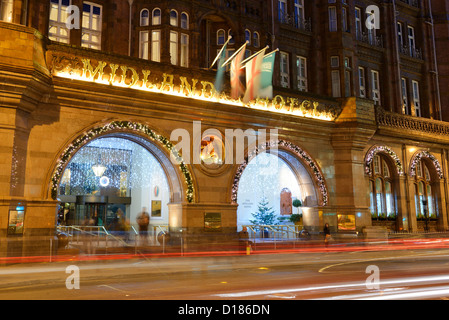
<box><xmin>52</xmin><ymin>56</ymin><xmax>337</xmax><ymax>122</ymax></box>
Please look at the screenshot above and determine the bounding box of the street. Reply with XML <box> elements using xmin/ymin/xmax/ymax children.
<box><xmin>2</xmin><ymin>241</ymin><xmax>449</xmax><ymax>303</ymax></box>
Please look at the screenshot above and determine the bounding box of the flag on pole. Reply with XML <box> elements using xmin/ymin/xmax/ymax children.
<box><xmin>243</xmin><ymin>48</ymin><xmax>266</xmax><ymax>103</ymax></box>
<box><xmin>211</xmin><ymin>36</ymin><xmax>231</xmax><ymax>93</ymax></box>
<box><xmin>230</xmin><ymin>43</ymin><xmax>246</xmax><ymax>99</ymax></box>
<box><xmin>258</xmin><ymin>50</ymin><xmax>277</xmax><ymax>99</ymax></box>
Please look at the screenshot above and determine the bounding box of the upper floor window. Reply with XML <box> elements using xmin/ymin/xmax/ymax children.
<box><xmin>278</xmin><ymin>0</ymin><xmax>287</xmax><ymax>23</ymax></box>
<box><xmin>342</xmin><ymin>6</ymin><xmax>348</xmax><ymax>32</ymax></box>
<box><xmin>228</xmin><ymin>29</ymin><xmax>235</xmax><ymax>44</ymax></box>
<box><xmin>181</xmin><ymin>12</ymin><xmax>188</xmax><ymax>29</ymax></box>
<box><xmin>139</xmin><ymin>31</ymin><xmax>149</xmax><ymax>60</ymax></box>
<box><xmin>49</xmin><ymin>0</ymin><xmax>71</xmax><ymax>43</ymax></box>
<box><xmin>408</xmin><ymin>26</ymin><xmax>415</xmax><ymax>56</ymax></box>
<box><xmin>371</xmin><ymin>70</ymin><xmax>380</xmax><ymax>105</ymax></box>
<box><xmin>0</xmin><ymin>0</ymin><xmax>13</xmax><ymax>22</ymax></box>
<box><xmin>355</xmin><ymin>7</ymin><xmax>362</xmax><ymax>38</ymax></box>
<box><xmin>280</xmin><ymin>51</ymin><xmax>290</xmax><ymax>88</ymax></box>
<box><xmin>401</xmin><ymin>77</ymin><xmax>409</xmax><ymax>115</ymax></box>
<box><xmin>294</xmin><ymin>0</ymin><xmax>304</xmax><ymax>28</ymax></box>
<box><xmin>296</xmin><ymin>56</ymin><xmax>307</xmax><ymax>92</ymax></box>
<box><xmin>245</xmin><ymin>29</ymin><xmax>251</xmax><ymax>45</ymax></box>
<box><xmin>412</xmin><ymin>80</ymin><xmax>421</xmax><ymax>117</ymax></box>
<box><xmin>397</xmin><ymin>22</ymin><xmax>404</xmax><ymax>46</ymax></box>
<box><xmin>328</xmin><ymin>7</ymin><xmax>337</xmax><ymax>32</ymax></box>
<box><xmin>358</xmin><ymin>67</ymin><xmax>366</xmax><ymax>98</ymax></box>
<box><xmin>170</xmin><ymin>10</ymin><xmax>178</xmax><ymax>27</ymax></box>
<box><xmin>81</xmin><ymin>2</ymin><xmax>102</xmax><ymax>50</ymax></box>
<box><xmin>217</xmin><ymin>29</ymin><xmax>226</xmax><ymax>45</ymax></box>
<box><xmin>152</xmin><ymin>8</ymin><xmax>161</xmax><ymax>25</ymax></box>
<box><xmin>253</xmin><ymin>32</ymin><xmax>260</xmax><ymax>48</ymax></box>
<box><xmin>140</xmin><ymin>9</ymin><xmax>149</xmax><ymax>26</ymax></box>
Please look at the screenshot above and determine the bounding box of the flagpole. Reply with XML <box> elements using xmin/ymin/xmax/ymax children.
<box><xmin>239</xmin><ymin>45</ymin><xmax>269</xmax><ymax>66</ymax></box>
<box><xmin>208</xmin><ymin>36</ymin><xmax>232</xmax><ymax>70</ymax></box>
<box><xmin>220</xmin><ymin>41</ymin><xmax>248</xmax><ymax>69</ymax></box>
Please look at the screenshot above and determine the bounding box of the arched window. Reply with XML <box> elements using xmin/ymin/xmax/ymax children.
<box><xmin>170</xmin><ymin>9</ymin><xmax>178</xmax><ymax>27</ymax></box>
<box><xmin>414</xmin><ymin>159</ymin><xmax>436</xmax><ymax>220</ymax></box>
<box><xmin>228</xmin><ymin>29</ymin><xmax>235</xmax><ymax>44</ymax></box>
<box><xmin>245</xmin><ymin>29</ymin><xmax>251</xmax><ymax>45</ymax></box>
<box><xmin>181</xmin><ymin>12</ymin><xmax>189</xmax><ymax>29</ymax></box>
<box><xmin>140</xmin><ymin>9</ymin><xmax>149</xmax><ymax>26</ymax></box>
<box><xmin>217</xmin><ymin>29</ymin><xmax>225</xmax><ymax>45</ymax></box>
<box><xmin>152</xmin><ymin>8</ymin><xmax>161</xmax><ymax>25</ymax></box>
<box><xmin>369</xmin><ymin>155</ymin><xmax>396</xmax><ymax>219</ymax></box>
<box><xmin>253</xmin><ymin>31</ymin><xmax>260</xmax><ymax>48</ymax></box>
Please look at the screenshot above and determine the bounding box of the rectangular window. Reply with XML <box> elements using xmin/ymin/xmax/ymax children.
<box><xmin>371</xmin><ymin>70</ymin><xmax>380</xmax><ymax>105</ymax></box>
<box><xmin>151</xmin><ymin>30</ymin><xmax>161</xmax><ymax>62</ymax></box>
<box><xmin>408</xmin><ymin>26</ymin><xmax>415</xmax><ymax>56</ymax></box>
<box><xmin>397</xmin><ymin>22</ymin><xmax>403</xmax><ymax>47</ymax></box>
<box><xmin>329</xmin><ymin>7</ymin><xmax>337</xmax><ymax>32</ymax></box>
<box><xmin>294</xmin><ymin>0</ymin><xmax>304</xmax><ymax>28</ymax></box>
<box><xmin>0</xmin><ymin>0</ymin><xmax>14</xmax><ymax>22</ymax></box>
<box><xmin>412</xmin><ymin>80</ymin><xmax>421</xmax><ymax>117</ymax></box>
<box><xmin>49</xmin><ymin>0</ymin><xmax>71</xmax><ymax>43</ymax></box>
<box><xmin>278</xmin><ymin>0</ymin><xmax>287</xmax><ymax>23</ymax></box>
<box><xmin>280</xmin><ymin>51</ymin><xmax>290</xmax><ymax>88</ymax></box>
<box><xmin>401</xmin><ymin>77</ymin><xmax>409</xmax><ymax>115</ymax></box>
<box><xmin>355</xmin><ymin>7</ymin><xmax>362</xmax><ymax>39</ymax></box>
<box><xmin>296</xmin><ymin>56</ymin><xmax>307</xmax><ymax>92</ymax></box>
<box><xmin>81</xmin><ymin>2</ymin><xmax>102</xmax><ymax>50</ymax></box>
<box><xmin>342</xmin><ymin>7</ymin><xmax>348</xmax><ymax>32</ymax></box>
<box><xmin>344</xmin><ymin>70</ymin><xmax>351</xmax><ymax>97</ymax></box>
<box><xmin>358</xmin><ymin>67</ymin><xmax>366</xmax><ymax>98</ymax></box>
<box><xmin>139</xmin><ymin>31</ymin><xmax>149</xmax><ymax>60</ymax></box>
<box><xmin>331</xmin><ymin>70</ymin><xmax>341</xmax><ymax>98</ymax></box>
<box><xmin>170</xmin><ymin>31</ymin><xmax>178</xmax><ymax>65</ymax></box>
<box><xmin>180</xmin><ymin>33</ymin><xmax>189</xmax><ymax>67</ymax></box>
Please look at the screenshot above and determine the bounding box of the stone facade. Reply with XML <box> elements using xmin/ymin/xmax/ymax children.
<box><xmin>1</xmin><ymin>0</ymin><xmax>449</xmax><ymax>256</ymax></box>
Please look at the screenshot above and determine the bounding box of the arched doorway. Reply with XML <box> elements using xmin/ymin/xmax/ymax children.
<box><xmin>236</xmin><ymin>152</ymin><xmax>302</xmax><ymax>227</ymax></box>
<box><xmin>231</xmin><ymin>140</ymin><xmax>328</xmax><ymax>231</ymax></box>
<box><xmin>49</xmin><ymin>121</ymin><xmax>195</xmax><ymax>231</ymax></box>
<box><xmin>57</xmin><ymin>136</ymin><xmax>170</xmax><ymax>230</ymax></box>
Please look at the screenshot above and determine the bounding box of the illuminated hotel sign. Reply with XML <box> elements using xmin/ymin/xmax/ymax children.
<box><xmin>49</xmin><ymin>53</ymin><xmax>340</xmax><ymax>121</ymax></box>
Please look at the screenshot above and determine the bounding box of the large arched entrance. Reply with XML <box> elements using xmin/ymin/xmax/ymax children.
<box><xmin>49</xmin><ymin>121</ymin><xmax>195</xmax><ymax>231</ymax></box>
<box><xmin>231</xmin><ymin>140</ymin><xmax>328</xmax><ymax>231</ymax></box>
<box><xmin>57</xmin><ymin>136</ymin><xmax>171</xmax><ymax>230</ymax></box>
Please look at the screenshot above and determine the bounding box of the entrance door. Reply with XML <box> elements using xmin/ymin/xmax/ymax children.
<box><xmin>75</xmin><ymin>202</ymin><xmax>106</xmax><ymax>226</ymax></box>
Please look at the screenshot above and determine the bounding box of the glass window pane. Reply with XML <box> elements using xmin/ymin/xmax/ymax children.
<box><xmin>170</xmin><ymin>10</ymin><xmax>177</xmax><ymax>26</ymax></box>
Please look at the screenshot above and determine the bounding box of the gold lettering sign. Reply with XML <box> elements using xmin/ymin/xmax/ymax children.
<box><xmin>51</xmin><ymin>54</ymin><xmax>341</xmax><ymax>121</ymax></box>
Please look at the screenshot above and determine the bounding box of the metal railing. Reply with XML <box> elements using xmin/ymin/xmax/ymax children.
<box><xmin>241</xmin><ymin>224</ymin><xmax>309</xmax><ymax>249</ymax></box>
<box><xmin>57</xmin><ymin>225</ymin><xmax>171</xmax><ymax>254</ymax></box>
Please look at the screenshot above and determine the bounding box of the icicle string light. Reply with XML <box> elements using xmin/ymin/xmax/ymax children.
<box><xmin>50</xmin><ymin>121</ymin><xmax>195</xmax><ymax>203</ymax></box>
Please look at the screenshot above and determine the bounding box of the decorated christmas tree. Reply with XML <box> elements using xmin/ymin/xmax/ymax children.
<box><xmin>250</xmin><ymin>197</ymin><xmax>277</xmax><ymax>226</ymax></box>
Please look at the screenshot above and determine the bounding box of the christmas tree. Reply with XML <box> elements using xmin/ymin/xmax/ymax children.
<box><xmin>250</xmin><ymin>197</ymin><xmax>277</xmax><ymax>226</ymax></box>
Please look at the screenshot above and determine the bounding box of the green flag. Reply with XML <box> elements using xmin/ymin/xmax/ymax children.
<box><xmin>259</xmin><ymin>50</ymin><xmax>277</xmax><ymax>99</ymax></box>
<box><xmin>214</xmin><ymin>43</ymin><xmax>228</xmax><ymax>93</ymax></box>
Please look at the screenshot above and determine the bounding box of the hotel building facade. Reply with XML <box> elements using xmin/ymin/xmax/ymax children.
<box><xmin>1</xmin><ymin>0</ymin><xmax>449</xmax><ymax>255</ymax></box>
